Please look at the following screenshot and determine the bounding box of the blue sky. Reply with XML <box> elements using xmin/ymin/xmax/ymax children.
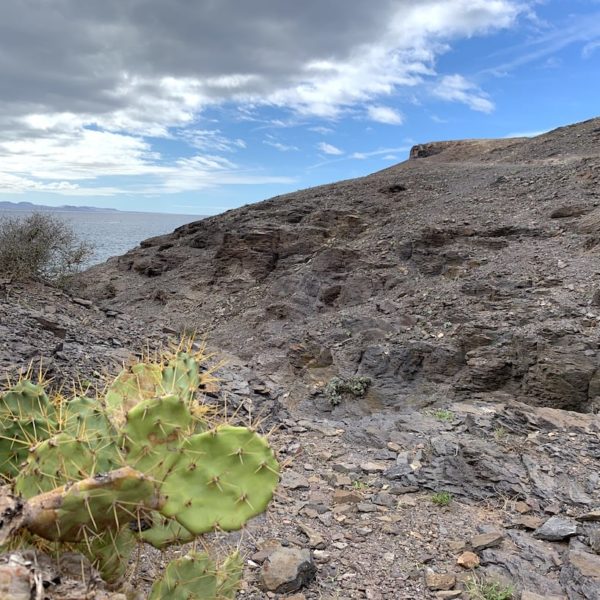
<box><xmin>0</xmin><ymin>0</ymin><xmax>598</xmax><ymax>215</ymax></box>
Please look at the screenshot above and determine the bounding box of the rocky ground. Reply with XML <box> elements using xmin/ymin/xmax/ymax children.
<box><xmin>1</xmin><ymin>117</ymin><xmax>600</xmax><ymax>598</ymax></box>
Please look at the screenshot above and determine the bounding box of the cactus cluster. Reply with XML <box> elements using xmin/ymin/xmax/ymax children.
<box><xmin>0</xmin><ymin>346</ymin><xmax>279</xmax><ymax>597</ymax></box>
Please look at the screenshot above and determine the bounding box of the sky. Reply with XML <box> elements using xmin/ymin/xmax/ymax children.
<box><xmin>0</xmin><ymin>1</ymin><xmax>599</xmax><ymax>215</ymax></box>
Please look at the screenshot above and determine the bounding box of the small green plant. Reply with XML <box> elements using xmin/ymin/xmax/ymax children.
<box><xmin>325</xmin><ymin>375</ymin><xmax>371</xmax><ymax>406</ymax></box>
<box><xmin>431</xmin><ymin>491</ymin><xmax>453</xmax><ymax>506</ymax></box>
<box><xmin>352</xmin><ymin>480</ymin><xmax>369</xmax><ymax>490</ymax></box>
<box><xmin>466</xmin><ymin>576</ymin><xmax>514</xmax><ymax>600</ymax></box>
<box><xmin>494</xmin><ymin>426</ymin><xmax>508</xmax><ymax>440</ymax></box>
<box><xmin>0</xmin><ymin>344</ymin><xmax>279</xmax><ymax>598</ymax></box>
<box><xmin>433</xmin><ymin>409</ymin><xmax>454</xmax><ymax>422</ymax></box>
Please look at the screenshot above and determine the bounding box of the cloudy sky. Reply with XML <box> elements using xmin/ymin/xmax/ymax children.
<box><xmin>0</xmin><ymin>1</ymin><xmax>599</xmax><ymax>214</ymax></box>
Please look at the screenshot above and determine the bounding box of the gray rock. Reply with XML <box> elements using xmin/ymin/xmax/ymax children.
<box><xmin>533</xmin><ymin>516</ymin><xmax>579</xmax><ymax>541</ymax></box>
<box><xmin>471</xmin><ymin>532</ymin><xmax>505</xmax><ymax>551</ymax></box>
<box><xmin>281</xmin><ymin>471</ymin><xmax>310</xmax><ymax>490</ymax></box>
<box><xmin>261</xmin><ymin>547</ymin><xmax>317</xmax><ymax>594</ymax></box>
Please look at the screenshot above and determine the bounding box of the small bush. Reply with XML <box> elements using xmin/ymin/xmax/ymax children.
<box><xmin>433</xmin><ymin>409</ymin><xmax>454</xmax><ymax>422</ymax></box>
<box><xmin>466</xmin><ymin>576</ymin><xmax>514</xmax><ymax>600</ymax></box>
<box><xmin>0</xmin><ymin>212</ymin><xmax>92</xmax><ymax>283</ymax></box>
<box><xmin>325</xmin><ymin>375</ymin><xmax>371</xmax><ymax>406</ymax></box>
<box><xmin>431</xmin><ymin>491</ymin><xmax>453</xmax><ymax>506</ymax></box>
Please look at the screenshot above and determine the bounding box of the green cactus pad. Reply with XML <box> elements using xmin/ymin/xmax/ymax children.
<box><xmin>138</xmin><ymin>513</ymin><xmax>195</xmax><ymax>549</ymax></box>
<box><xmin>62</xmin><ymin>396</ymin><xmax>116</xmax><ymax>441</ymax></box>
<box><xmin>216</xmin><ymin>552</ymin><xmax>244</xmax><ymax>599</ymax></box>
<box><xmin>160</xmin><ymin>425</ymin><xmax>279</xmax><ymax>534</ymax></box>
<box><xmin>105</xmin><ymin>362</ymin><xmax>164</xmax><ymax>417</ymax></box>
<box><xmin>15</xmin><ymin>432</ymin><xmax>120</xmax><ymax>498</ymax></box>
<box><xmin>161</xmin><ymin>352</ymin><xmax>200</xmax><ymax>402</ymax></box>
<box><xmin>24</xmin><ymin>466</ymin><xmax>160</xmax><ymax>541</ymax></box>
<box><xmin>80</xmin><ymin>528</ymin><xmax>136</xmax><ymax>584</ymax></box>
<box><xmin>0</xmin><ymin>380</ymin><xmax>58</xmax><ymax>477</ymax></box>
<box><xmin>148</xmin><ymin>552</ymin><xmax>217</xmax><ymax>600</ymax></box>
<box><xmin>122</xmin><ymin>394</ymin><xmax>193</xmax><ymax>480</ymax></box>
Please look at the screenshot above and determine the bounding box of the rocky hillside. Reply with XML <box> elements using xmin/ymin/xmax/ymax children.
<box><xmin>80</xmin><ymin>117</ymin><xmax>600</xmax><ymax>418</ymax></box>
<box><xmin>4</xmin><ymin>117</ymin><xmax>598</xmax><ymax>599</ymax></box>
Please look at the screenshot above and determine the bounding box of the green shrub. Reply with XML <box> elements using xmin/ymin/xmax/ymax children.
<box><xmin>466</xmin><ymin>576</ymin><xmax>514</xmax><ymax>600</ymax></box>
<box><xmin>325</xmin><ymin>375</ymin><xmax>371</xmax><ymax>406</ymax></box>
<box><xmin>431</xmin><ymin>491</ymin><xmax>453</xmax><ymax>506</ymax></box>
<box><xmin>0</xmin><ymin>212</ymin><xmax>92</xmax><ymax>283</ymax></box>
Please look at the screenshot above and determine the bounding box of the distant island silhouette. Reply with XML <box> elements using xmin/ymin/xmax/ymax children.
<box><xmin>0</xmin><ymin>201</ymin><xmax>119</xmax><ymax>212</ymax></box>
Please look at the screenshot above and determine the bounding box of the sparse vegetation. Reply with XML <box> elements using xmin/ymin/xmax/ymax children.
<box><xmin>0</xmin><ymin>212</ymin><xmax>92</xmax><ymax>284</ymax></box>
<box><xmin>494</xmin><ymin>426</ymin><xmax>508</xmax><ymax>440</ymax></box>
<box><xmin>433</xmin><ymin>409</ymin><xmax>454</xmax><ymax>422</ymax></box>
<box><xmin>466</xmin><ymin>576</ymin><xmax>514</xmax><ymax>600</ymax></box>
<box><xmin>431</xmin><ymin>491</ymin><xmax>453</xmax><ymax>506</ymax></box>
<box><xmin>325</xmin><ymin>375</ymin><xmax>371</xmax><ymax>406</ymax></box>
<box><xmin>352</xmin><ymin>480</ymin><xmax>369</xmax><ymax>490</ymax></box>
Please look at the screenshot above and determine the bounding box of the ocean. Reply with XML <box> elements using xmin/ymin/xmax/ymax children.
<box><xmin>0</xmin><ymin>209</ymin><xmax>202</xmax><ymax>267</ymax></box>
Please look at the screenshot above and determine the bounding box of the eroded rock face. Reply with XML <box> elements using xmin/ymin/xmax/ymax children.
<box><xmin>76</xmin><ymin>117</ymin><xmax>600</xmax><ymax>416</ymax></box>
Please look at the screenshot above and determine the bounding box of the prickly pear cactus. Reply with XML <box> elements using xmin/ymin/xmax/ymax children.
<box><xmin>0</xmin><ymin>380</ymin><xmax>57</xmax><ymax>477</ymax></box>
<box><xmin>149</xmin><ymin>551</ymin><xmax>243</xmax><ymax>600</ymax></box>
<box><xmin>121</xmin><ymin>394</ymin><xmax>193</xmax><ymax>480</ymax></box>
<box><xmin>138</xmin><ymin>513</ymin><xmax>195</xmax><ymax>549</ymax></box>
<box><xmin>0</xmin><ymin>347</ymin><xmax>279</xmax><ymax>594</ymax></box>
<box><xmin>80</xmin><ymin>528</ymin><xmax>137</xmax><ymax>583</ymax></box>
<box><xmin>14</xmin><ymin>432</ymin><xmax>119</xmax><ymax>498</ymax></box>
<box><xmin>23</xmin><ymin>466</ymin><xmax>159</xmax><ymax>541</ymax></box>
<box><xmin>160</xmin><ymin>425</ymin><xmax>279</xmax><ymax>534</ymax></box>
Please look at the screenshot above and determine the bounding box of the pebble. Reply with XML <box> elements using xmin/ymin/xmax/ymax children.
<box><xmin>425</xmin><ymin>570</ymin><xmax>456</xmax><ymax>591</ymax></box>
<box><xmin>456</xmin><ymin>551</ymin><xmax>480</xmax><ymax>569</ymax></box>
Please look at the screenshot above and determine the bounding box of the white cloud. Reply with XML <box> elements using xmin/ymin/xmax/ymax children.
<box><xmin>351</xmin><ymin>146</ymin><xmax>409</xmax><ymax>160</ymax></box>
<box><xmin>367</xmin><ymin>105</ymin><xmax>404</xmax><ymax>125</ymax></box>
<box><xmin>582</xmin><ymin>40</ymin><xmax>600</xmax><ymax>58</ymax></box>
<box><xmin>433</xmin><ymin>74</ymin><xmax>495</xmax><ymax>113</ymax></box>
<box><xmin>263</xmin><ymin>135</ymin><xmax>299</xmax><ymax>152</ymax></box>
<box><xmin>0</xmin><ymin>0</ymin><xmax>530</xmax><ymax>198</ymax></box>
<box><xmin>318</xmin><ymin>142</ymin><xmax>344</xmax><ymax>156</ymax></box>
<box><xmin>309</xmin><ymin>126</ymin><xmax>334</xmax><ymax>135</ymax></box>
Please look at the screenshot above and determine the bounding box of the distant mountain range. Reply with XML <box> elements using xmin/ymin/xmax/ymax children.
<box><xmin>0</xmin><ymin>201</ymin><xmax>119</xmax><ymax>212</ymax></box>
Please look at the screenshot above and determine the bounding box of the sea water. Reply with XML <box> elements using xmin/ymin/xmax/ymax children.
<box><xmin>0</xmin><ymin>210</ymin><xmax>202</xmax><ymax>267</ymax></box>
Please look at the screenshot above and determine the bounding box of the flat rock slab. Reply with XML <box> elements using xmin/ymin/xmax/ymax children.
<box><xmin>470</xmin><ymin>532</ymin><xmax>505</xmax><ymax>551</ymax></box>
<box><xmin>533</xmin><ymin>516</ymin><xmax>578</xmax><ymax>541</ymax></box>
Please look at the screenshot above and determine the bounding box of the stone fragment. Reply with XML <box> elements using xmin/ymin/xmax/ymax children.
<box><xmin>261</xmin><ymin>547</ymin><xmax>317</xmax><ymax>594</ymax></box>
<box><xmin>332</xmin><ymin>490</ymin><xmax>362</xmax><ymax>505</ymax></box>
<box><xmin>513</xmin><ymin>515</ymin><xmax>544</xmax><ymax>530</ymax></box>
<box><xmin>588</xmin><ymin>528</ymin><xmax>600</xmax><ymax>554</ymax></box>
<box><xmin>0</xmin><ymin>563</ymin><xmax>33</xmax><ymax>600</ymax></box>
<box><xmin>282</xmin><ymin>471</ymin><xmax>310</xmax><ymax>490</ymax></box>
<box><xmin>579</xmin><ymin>509</ymin><xmax>600</xmax><ymax>522</ymax></box>
<box><xmin>434</xmin><ymin>592</ymin><xmax>462</xmax><ymax>599</ymax></box>
<box><xmin>298</xmin><ymin>524</ymin><xmax>326</xmax><ymax>550</ymax></box>
<box><xmin>360</xmin><ymin>461</ymin><xmax>387</xmax><ymax>473</ymax></box>
<box><xmin>470</xmin><ymin>532</ymin><xmax>505</xmax><ymax>551</ymax></box>
<box><xmin>332</xmin><ymin>462</ymin><xmax>359</xmax><ymax>474</ymax></box>
<box><xmin>533</xmin><ymin>516</ymin><xmax>578</xmax><ymax>541</ymax></box>
<box><xmin>521</xmin><ymin>593</ymin><xmax>564</xmax><ymax>600</ymax></box>
<box><xmin>456</xmin><ymin>551</ymin><xmax>480</xmax><ymax>569</ymax></box>
<box><xmin>357</xmin><ymin>502</ymin><xmax>378</xmax><ymax>513</ymax></box>
<box><xmin>425</xmin><ymin>570</ymin><xmax>456</xmax><ymax>591</ymax></box>
<box><xmin>566</xmin><ymin>550</ymin><xmax>600</xmax><ymax>578</ymax></box>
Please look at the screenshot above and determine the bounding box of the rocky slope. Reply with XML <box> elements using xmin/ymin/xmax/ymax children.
<box><xmin>1</xmin><ymin>117</ymin><xmax>599</xmax><ymax>599</ymax></box>
<box><xmin>80</xmin><ymin>117</ymin><xmax>600</xmax><ymax>417</ymax></box>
